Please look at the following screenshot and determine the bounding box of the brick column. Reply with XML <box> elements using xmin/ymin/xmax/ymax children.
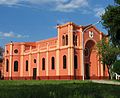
<box><xmin>68</xmin><ymin>24</ymin><xmax>71</xmax><ymax>76</ymax></box>
<box><xmin>79</xmin><ymin>28</ymin><xmax>84</xmax><ymax>78</ymax></box>
<box><xmin>56</xmin><ymin>27</ymin><xmax>60</xmax><ymax>78</ymax></box>
<box><xmin>37</xmin><ymin>45</ymin><xmax>40</xmax><ymax>78</ymax></box>
<box><xmin>46</xmin><ymin>43</ymin><xmax>49</xmax><ymax>77</ymax></box>
<box><xmin>20</xmin><ymin>44</ymin><xmax>24</xmax><ymax>79</ymax></box>
<box><xmin>68</xmin><ymin>23</ymin><xmax>74</xmax><ymax>77</ymax></box>
<box><xmin>28</xmin><ymin>46</ymin><xmax>32</xmax><ymax>78</ymax></box>
<box><xmin>70</xmin><ymin>24</ymin><xmax>74</xmax><ymax>77</ymax></box>
<box><xmin>56</xmin><ymin>41</ymin><xmax>60</xmax><ymax>76</ymax></box>
<box><xmin>9</xmin><ymin>42</ymin><xmax>13</xmax><ymax>79</ymax></box>
<box><xmin>4</xmin><ymin>45</ymin><xmax>7</xmax><ymax>78</ymax></box>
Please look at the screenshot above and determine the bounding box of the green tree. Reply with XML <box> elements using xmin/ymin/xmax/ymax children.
<box><xmin>115</xmin><ymin>0</ymin><xmax>120</xmax><ymax>4</ymax></box>
<box><xmin>101</xmin><ymin>0</ymin><xmax>120</xmax><ymax>46</ymax></box>
<box><xmin>112</xmin><ymin>60</ymin><xmax>120</xmax><ymax>75</ymax></box>
<box><xmin>97</xmin><ymin>38</ymin><xmax>120</xmax><ymax>79</ymax></box>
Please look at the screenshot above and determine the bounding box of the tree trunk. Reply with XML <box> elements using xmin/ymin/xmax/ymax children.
<box><xmin>107</xmin><ymin>65</ymin><xmax>111</xmax><ymax>79</ymax></box>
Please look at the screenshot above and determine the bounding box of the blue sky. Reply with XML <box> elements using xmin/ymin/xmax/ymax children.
<box><xmin>0</xmin><ymin>0</ymin><xmax>114</xmax><ymax>47</ymax></box>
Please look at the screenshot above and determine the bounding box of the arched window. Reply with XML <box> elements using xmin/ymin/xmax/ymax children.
<box><xmin>14</xmin><ymin>61</ymin><xmax>18</xmax><ymax>72</ymax></box>
<box><xmin>73</xmin><ymin>35</ymin><xmax>77</xmax><ymax>46</ymax></box>
<box><xmin>74</xmin><ymin>55</ymin><xmax>78</xmax><ymax>69</ymax></box>
<box><xmin>75</xmin><ymin>35</ymin><xmax>77</xmax><ymax>46</ymax></box>
<box><xmin>6</xmin><ymin>59</ymin><xmax>9</xmax><ymax>72</ymax></box>
<box><xmin>26</xmin><ymin>60</ymin><xmax>28</xmax><ymax>71</ymax></box>
<box><xmin>62</xmin><ymin>35</ymin><xmax>65</xmax><ymax>46</ymax></box>
<box><xmin>66</xmin><ymin>35</ymin><xmax>68</xmax><ymax>45</ymax></box>
<box><xmin>51</xmin><ymin>57</ymin><xmax>55</xmax><ymax>69</ymax></box>
<box><xmin>73</xmin><ymin>34</ymin><xmax>75</xmax><ymax>45</ymax></box>
<box><xmin>42</xmin><ymin>58</ymin><xmax>45</xmax><ymax>70</ymax></box>
<box><xmin>6</xmin><ymin>50</ymin><xmax>9</xmax><ymax>54</ymax></box>
<box><xmin>34</xmin><ymin>59</ymin><xmax>36</xmax><ymax>63</ymax></box>
<box><xmin>63</xmin><ymin>55</ymin><xmax>67</xmax><ymax>69</ymax></box>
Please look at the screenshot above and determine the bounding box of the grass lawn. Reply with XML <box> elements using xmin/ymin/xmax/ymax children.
<box><xmin>0</xmin><ymin>80</ymin><xmax>120</xmax><ymax>98</ymax></box>
<box><xmin>113</xmin><ymin>80</ymin><xmax>120</xmax><ymax>82</ymax></box>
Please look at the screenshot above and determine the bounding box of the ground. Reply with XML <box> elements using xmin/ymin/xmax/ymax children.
<box><xmin>0</xmin><ymin>80</ymin><xmax>120</xmax><ymax>98</ymax></box>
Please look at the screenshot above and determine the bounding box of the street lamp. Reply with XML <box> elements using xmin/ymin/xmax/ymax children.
<box><xmin>81</xmin><ymin>21</ymin><xmax>101</xmax><ymax>80</ymax></box>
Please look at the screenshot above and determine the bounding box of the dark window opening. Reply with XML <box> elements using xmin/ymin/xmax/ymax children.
<box><xmin>75</xmin><ymin>36</ymin><xmax>77</xmax><ymax>46</ymax></box>
<box><xmin>66</xmin><ymin>35</ymin><xmax>68</xmax><ymax>45</ymax></box>
<box><xmin>34</xmin><ymin>59</ymin><xmax>36</xmax><ymax>63</ymax></box>
<box><xmin>74</xmin><ymin>55</ymin><xmax>78</xmax><ymax>69</ymax></box>
<box><xmin>26</xmin><ymin>60</ymin><xmax>28</xmax><ymax>71</ymax></box>
<box><xmin>51</xmin><ymin>57</ymin><xmax>55</xmax><ymax>69</ymax></box>
<box><xmin>42</xmin><ymin>58</ymin><xmax>45</xmax><ymax>70</ymax></box>
<box><xmin>73</xmin><ymin>35</ymin><xmax>75</xmax><ymax>45</ymax></box>
<box><xmin>14</xmin><ymin>49</ymin><xmax>18</xmax><ymax>54</ymax></box>
<box><xmin>62</xmin><ymin>35</ymin><xmax>65</xmax><ymax>46</ymax></box>
<box><xmin>6</xmin><ymin>59</ymin><xmax>9</xmax><ymax>72</ymax></box>
<box><xmin>14</xmin><ymin>61</ymin><xmax>18</xmax><ymax>72</ymax></box>
<box><xmin>63</xmin><ymin>55</ymin><xmax>67</xmax><ymax>69</ymax></box>
<box><xmin>73</xmin><ymin>35</ymin><xmax>77</xmax><ymax>46</ymax></box>
<box><xmin>6</xmin><ymin>50</ymin><xmax>9</xmax><ymax>54</ymax></box>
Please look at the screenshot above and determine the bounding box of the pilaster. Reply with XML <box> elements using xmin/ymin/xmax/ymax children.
<box><xmin>79</xmin><ymin>27</ymin><xmax>84</xmax><ymax>78</ymax></box>
<box><xmin>9</xmin><ymin>42</ymin><xmax>13</xmax><ymax>79</ymax></box>
<box><xmin>4</xmin><ymin>45</ymin><xmax>7</xmax><ymax>78</ymax></box>
<box><xmin>68</xmin><ymin>24</ymin><xmax>74</xmax><ymax>76</ymax></box>
<box><xmin>68</xmin><ymin>24</ymin><xmax>71</xmax><ymax>75</ymax></box>
<box><xmin>46</xmin><ymin>43</ymin><xmax>49</xmax><ymax>76</ymax></box>
<box><xmin>37</xmin><ymin>45</ymin><xmax>40</xmax><ymax>77</ymax></box>
<box><xmin>56</xmin><ymin>40</ymin><xmax>59</xmax><ymax>76</ymax></box>
<box><xmin>20</xmin><ymin>44</ymin><xmax>24</xmax><ymax>78</ymax></box>
<box><xmin>28</xmin><ymin>46</ymin><xmax>32</xmax><ymax>77</ymax></box>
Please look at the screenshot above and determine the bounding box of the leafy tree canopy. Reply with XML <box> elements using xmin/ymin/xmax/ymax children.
<box><xmin>96</xmin><ymin>38</ymin><xmax>120</xmax><ymax>79</ymax></box>
<box><xmin>101</xmin><ymin>0</ymin><xmax>120</xmax><ymax>46</ymax></box>
<box><xmin>112</xmin><ymin>60</ymin><xmax>120</xmax><ymax>74</ymax></box>
<box><xmin>115</xmin><ymin>0</ymin><xmax>120</xmax><ymax>4</ymax></box>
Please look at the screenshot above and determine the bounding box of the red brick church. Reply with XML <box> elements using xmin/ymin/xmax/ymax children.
<box><xmin>3</xmin><ymin>22</ymin><xmax>108</xmax><ymax>80</ymax></box>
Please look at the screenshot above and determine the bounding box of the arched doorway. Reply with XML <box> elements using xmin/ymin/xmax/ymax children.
<box><xmin>84</xmin><ymin>40</ymin><xmax>96</xmax><ymax>79</ymax></box>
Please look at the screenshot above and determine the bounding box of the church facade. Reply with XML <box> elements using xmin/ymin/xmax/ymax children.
<box><xmin>3</xmin><ymin>22</ymin><xmax>108</xmax><ymax>80</ymax></box>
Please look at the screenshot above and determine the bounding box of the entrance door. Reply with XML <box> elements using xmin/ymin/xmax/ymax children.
<box><xmin>85</xmin><ymin>64</ymin><xmax>90</xmax><ymax>79</ymax></box>
<box><xmin>33</xmin><ymin>68</ymin><xmax>37</xmax><ymax>80</ymax></box>
<box><xmin>74</xmin><ymin>55</ymin><xmax>78</xmax><ymax>79</ymax></box>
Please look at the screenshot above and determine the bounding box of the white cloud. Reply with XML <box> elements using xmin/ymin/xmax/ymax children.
<box><xmin>55</xmin><ymin>0</ymin><xmax>88</xmax><ymax>12</ymax></box>
<box><xmin>3</xmin><ymin>31</ymin><xmax>15</xmax><ymax>37</ymax></box>
<box><xmin>0</xmin><ymin>31</ymin><xmax>29</xmax><ymax>38</ymax></box>
<box><xmin>0</xmin><ymin>0</ymin><xmax>19</xmax><ymax>5</ymax></box>
<box><xmin>0</xmin><ymin>0</ymin><xmax>104</xmax><ymax>18</ymax></box>
<box><xmin>0</xmin><ymin>0</ymin><xmax>89</xmax><ymax>12</ymax></box>
<box><xmin>94</xmin><ymin>7</ymin><xmax>105</xmax><ymax>17</ymax></box>
<box><xmin>26</xmin><ymin>0</ymin><xmax>55</xmax><ymax>4</ymax></box>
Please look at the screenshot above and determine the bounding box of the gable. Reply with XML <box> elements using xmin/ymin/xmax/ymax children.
<box><xmin>84</xmin><ymin>26</ymin><xmax>104</xmax><ymax>43</ymax></box>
